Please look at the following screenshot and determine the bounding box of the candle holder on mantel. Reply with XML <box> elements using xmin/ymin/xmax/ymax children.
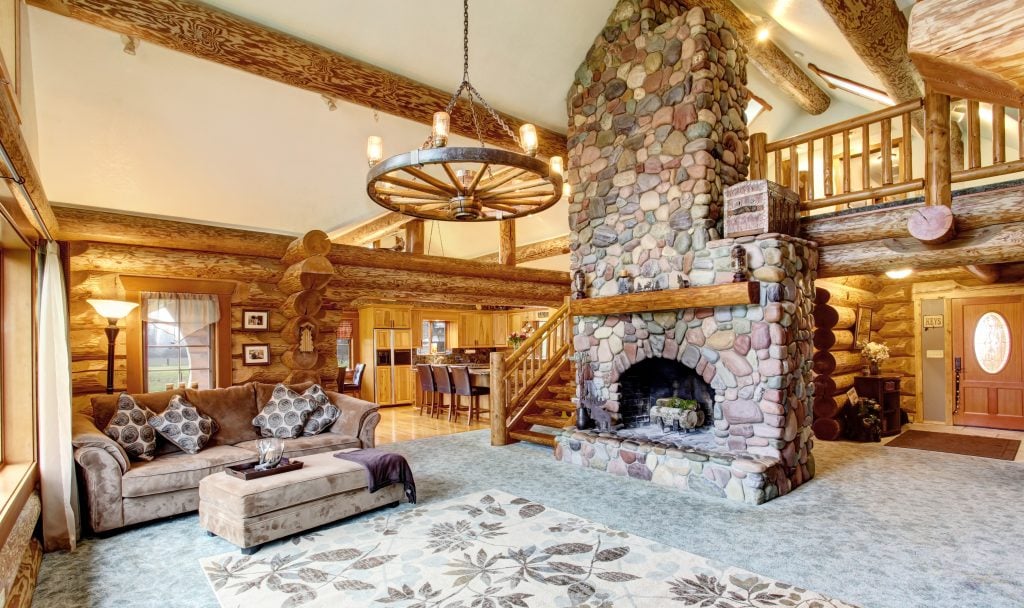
<box><xmin>731</xmin><ymin>245</ymin><xmax>748</xmax><ymax>282</ymax></box>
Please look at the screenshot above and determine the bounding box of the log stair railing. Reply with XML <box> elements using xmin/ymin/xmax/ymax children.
<box><xmin>490</xmin><ymin>299</ymin><xmax>575</xmax><ymax>447</ymax></box>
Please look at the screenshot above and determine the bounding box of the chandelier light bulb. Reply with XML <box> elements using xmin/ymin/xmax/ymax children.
<box><xmin>432</xmin><ymin>111</ymin><xmax>450</xmax><ymax>147</ymax></box>
<box><xmin>519</xmin><ymin>123</ymin><xmax>539</xmax><ymax>156</ymax></box>
<box><xmin>550</xmin><ymin>156</ymin><xmax>564</xmax><ymax>177</ymax></box>
<box><xmin>366</xmin><ymin>136</ymin><xmax>383</xmax><ymax>167</ymax></box>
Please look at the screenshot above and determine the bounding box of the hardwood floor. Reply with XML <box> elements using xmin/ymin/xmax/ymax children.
<box><xmin>376</xmin><ymin>405</ymin><xmax>489</xmax><ymax>445</ymax></box>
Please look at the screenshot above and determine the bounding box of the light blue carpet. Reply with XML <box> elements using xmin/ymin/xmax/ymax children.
<box><xmin>33</xmin><ymin>431</ymin><xmax>1024</xmax><ymax>608</ymax></box>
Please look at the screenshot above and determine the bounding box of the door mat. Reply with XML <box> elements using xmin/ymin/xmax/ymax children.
<box><xmin>887</xmin><ymin>430</ymin><xmax>1020</xmax><ymax>460</ymax></box>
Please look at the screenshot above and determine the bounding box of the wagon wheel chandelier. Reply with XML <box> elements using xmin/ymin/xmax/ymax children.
<box><xmin>364</xmin><ymin>0</ymin><xmax>565</xmax><ymax>222</ymax></box>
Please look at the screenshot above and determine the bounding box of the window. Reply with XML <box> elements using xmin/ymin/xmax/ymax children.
<box><xmin>143</xmin><ymin>293</ymin><xmax>217</xmax><ymax>390</ymax></box>
<box><xmin>122</xmin><ymin>277</ymin><xmax>234</xmax><ymax>393</ymax></box>
<box><xmin>419</xmin><ymin>320</ymin><xmax>448</xmax><ymax>354</ymax></box>
<box><xmin>336</xmin><ymin>338</ymin><xmax>351</xmax><ymax>369</ymax></box>
<box><xmin>974</xmin><ymin>311</ymin><xmax>1011</xmax><ymax>374</ymax></box>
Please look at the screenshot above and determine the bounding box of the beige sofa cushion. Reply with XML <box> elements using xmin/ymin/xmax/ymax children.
<box><xmin>234</xmin><ymin>433</ymin><xmax>361</xmax><ymax>459</ymax></box>
<box><xmin>122</xmin><ymin>445</ymin><xmax>256</xmax><ymax>498</ymax></box>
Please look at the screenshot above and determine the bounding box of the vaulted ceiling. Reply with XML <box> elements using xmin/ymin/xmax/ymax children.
<box><xmin>23</xmin><ymin>0</ymin><xmax>919</xmax><ymax>267</ymax></box>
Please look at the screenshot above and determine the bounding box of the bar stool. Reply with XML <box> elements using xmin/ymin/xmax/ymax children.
<box><xmin>416</xmin><ymin>365</ymin><xmax>437</xmax><ymax>416</ymax></box>
<box><xmin>450</xmin><ymin>366</ymin><xmax>489</xmax><ymax>423</ymax></box>
<box><xmin>430</xmin><ymin>365</ymin><xmax>455</xmax><ymax>420</ymax></box>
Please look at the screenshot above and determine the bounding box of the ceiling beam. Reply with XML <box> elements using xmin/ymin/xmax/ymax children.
<box><xmin>908</xmin><ymin>0</ymin><xmax>1024</xmax><ymax>108</ymax></box>
<box><xmin>327</xmin><ymin>212</ymin><xmax>413</xmax><ymax>246</ymax></box>
<box><xmin>680</xmin><ymin>0</ymin><xmax>830</xmax><ymax>115</ymax></box>
<box><xmin>473</xmin><ymin>234</ymin><xmax>570</xmax><ymax>265</ymax></box>
<box><xmin>27</xmin><ymin>0</ymin><xmax>567</xmax><ymax>158</ymax></box>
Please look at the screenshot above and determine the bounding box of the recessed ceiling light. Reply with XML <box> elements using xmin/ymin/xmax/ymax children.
<box><xmin>756</xmin><ymin>27</ymin><xmax>771</xmax><ymax>42</ymax></box>
<box><xmin>808</xmin><ymin>63</ymin><xmax>895</xmax><ymax>107</ymax></box>
<box><xmin>885</xmin><ymin>268</ymin><xmax>913</xmax><ymax>279</ymax></box>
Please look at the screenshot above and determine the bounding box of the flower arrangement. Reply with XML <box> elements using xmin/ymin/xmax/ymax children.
<box><xmin>861</xmin><ymin>341</ymin><xmax>890</xmax><ymax>363</ymax></box>
<box><xmin>507</xmin><ymin>331</ymin><xmax>529</xmax><ymax>349</ymax></box>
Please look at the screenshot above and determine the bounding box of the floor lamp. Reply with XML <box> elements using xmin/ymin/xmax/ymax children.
<box><xmin>87</xmin><ymin>299</ymin><xmax>140</xmax><ymax>394</ymax></box>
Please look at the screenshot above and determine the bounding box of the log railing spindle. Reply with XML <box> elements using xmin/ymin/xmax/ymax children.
<box><xmin>823</xmin><ymin>134</ymin><xmax>834</xmax><ymax>197</ymax></box>
<box><xmin>789</xmin><ymin>145</ymin><xmax>799</xmax><ymax>193</ymax></box>
<box><xmin>774</xmin><ymin>149</ymin><xmax>783</xmax><ymax>184</ymax></box>
<box><xmin>807</xmin><ymin>139</ymin><xmax>815</xmax><ymax>200</ymax></box>
<box><xmin>993</xmin><ymin>104</ymin><xmax>1005</xmax><ymax>164</ymax></box>
<box><xmin>967</xmin><ymin>99</ymin><xmax>981</xmax><ymax>169</ymax></box>
<box><xmin>901</xmin><ymin>112</ymin><xmax>912</xmax><ymax>181</ymax></box>
<box><xmin>842</xmin><ymin>130</ymin><xmax>851</xmax><ymax>194</ymax></box>
<box><xmin>861</xmin><ymin>125</ymin><xmax>870</xmax><ymax>191</ymax></box>
<box><xmin>881</xmin><ymin>118</ymin><xmax>893</xmax><ymax>185</ymax></box>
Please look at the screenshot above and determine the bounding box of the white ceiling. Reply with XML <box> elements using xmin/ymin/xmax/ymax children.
<box><xmin>25</xmin><ymin>0</ymin><xmax>902</xmax><ymax>260</ymax></box>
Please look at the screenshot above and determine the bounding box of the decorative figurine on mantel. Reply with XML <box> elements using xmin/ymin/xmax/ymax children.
<box><xmin>572</xmin><ymin>269</ymin><xmax>587</xmax><ymax>300</ymax></box>
<box><xmin>617</xmin><ymin>270</ymin><xmax>632</xmax><ymax>295</ymax></box>
<box><xmin>676</xmin><ymin>275</ymin><xmax>690</xmax><ymax>289</ymax></box>
<box><xmin>731</xmin><ymin>245</ymin><xmax>748</xmax><ymax>282</ymax></box>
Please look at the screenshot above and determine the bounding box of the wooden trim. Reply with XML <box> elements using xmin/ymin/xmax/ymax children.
<box><xmin>766</xmin><ymin>99</ymin><xmax>922</xmax><ymax>151</ymax></box>
<box><xmin>0</xmin><ymin>462</ymin><xmax>37</xmax><ymax>552</ymax></box>
<box><xmin>26</xmin><ymin>0</ymin><xmax>566</xmax><ymax>157</ymax></box>
<box><xmin>121</xmin><ymin>276</ymin><xmax>235</xmax><ymax>392</ymax></box>
<box><xmin>329</xmin><ymin>212</ymin><xmax>414</xmax><ymax>246</ymax></box>
<box><xmin>472</xmin><ymin>234</ymin><xmax>570</xmax><ymax>265</ymax></box>
<box><xmin>569</xmin><ymin>283</ymin><xmax>759</xmax><ymax>316</ymax></box>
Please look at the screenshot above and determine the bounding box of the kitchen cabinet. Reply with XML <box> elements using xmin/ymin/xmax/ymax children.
<box><xmin>375</xmin><ymin>366</ymin><xmax>394</xmax><ymax>406</ymax></box>
<box><xmin>371</xmin><ymin>306</ymin><xmax>412</xmax><ymax>328</ymax></box>
<box><xmin>459</xmin><ymin>312</ymin><xmax>494</xmax><ymax>347</ymax></box>
<box><xmin>395</xmin><ymin>368</ymin><xmax>415</xmax><ymax>404</ymax></box>
<box><xmin>492</xmin><ymin>312</ymin><xmax>509</xmax><ymax>348</ymax></box>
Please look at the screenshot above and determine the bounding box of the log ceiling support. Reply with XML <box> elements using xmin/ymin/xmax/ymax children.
<box><xmin>497</xmin><ymin>220</ymin><xmax>516</xmax><ymax>266</ymax></box>
<box><xmin>329</xmin><ymin>212</ymin><xmax>414</xmax><ymax>246</ymax></box>
<box><xmin>908</xmin><ymin>0</ymin><xmax>1024</xmax><ymax>109</ymax></box>
<box><xmin>909</xmin><ymin>85</ymin><xmax>956</xmax><ymax>245</ymax></box>
<box><xmin>473</xmin><ymin>234</ymin><xmax>570</xmax><ymax>265</ymax></box>
<box><xmin>405</xmin><ymin>220</ymin><xmax>425</xmax><ymax>254</ymax></box>
<box><xmin>27</xmin><ymin>0</ymin><xmax>567</xmax><ymax>158</ymax></box>
<box><xmin>680</xmin><ymin>0</ymin><xmax>830</xmax><ymax>115</ymax></box>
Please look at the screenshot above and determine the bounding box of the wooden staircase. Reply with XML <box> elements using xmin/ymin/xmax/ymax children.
<box><xmin>490</xmin><ymin>299</ymin><xmax>576</xmax><ymax>448</ymax></box>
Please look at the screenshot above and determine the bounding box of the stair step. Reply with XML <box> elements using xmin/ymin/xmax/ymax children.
<box><xmin>524</xmin><ymin>414</ymin><xmax>572</xmax><ymax>428</ymax></box>
<box><xmin>536</xmin><ymin>399</ymin><xmax>576</xmax><ymax>413</ymax></box>
<box><xmin>559</xmin><ymin>371</ymin><xmax>575</xmax><ymax>382</ymax></box>
<box><xmin>549</xmin><ymin>384</ymin><xmax>577</xmax><ymax>396</ymax></box>
<box><xmin>510</xmin><ymin>429</ymin><xmax>557</xmax><ymax>447</ymax></box>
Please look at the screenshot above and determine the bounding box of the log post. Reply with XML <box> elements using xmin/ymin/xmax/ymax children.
<box><xmin>279</xmin><ymin>231</ymin><xmax>336</xmax><ymax>385</ymax></box>
<box><xmin>749</xmin><ymin>133</ymin><xmax>767</xmax><ymax>180</ymax></box>
<box><xmin>498</xmin><ymin>220</ymin><xmax>516</xmax><ymax>266</ymax></box>
<box><xmin>405</xmin><ymin>220</ymin><xmax>425</xmax><ymax>254</ymax></box>
<box><xmin>490</xmin><ymin>351</ymin><xmax>509</xmax><ymax>446</ymax></box>
<box><xmin>913</xmin><ymin>85</ymin><xmax>956</xmax><ymax>244</ymax></box>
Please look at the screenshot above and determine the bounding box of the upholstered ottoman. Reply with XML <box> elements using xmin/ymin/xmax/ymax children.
<box><xmin>198</xmin><ymin>451</ymin><xmax>404</xmax><ymax>553</ymax></box>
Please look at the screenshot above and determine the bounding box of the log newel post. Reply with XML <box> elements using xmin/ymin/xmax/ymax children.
<box><xmin>498</xmin><ymin>220</ymin><xmax>516</xmax><ymax>266</ymax></box>
<box><xmin>490</xmin><ymin>351</ymin><xmax>509</xmax><ymax>446</ymax></box>
<box><xmin>909</xmin><ymin>86</ymin><xmax>956</xmax><ymax>245</ymax></box>
<box><xmin>749</xmin><ymin>133</ymin><xmax>767</xmax><ymax>180</ymax></box>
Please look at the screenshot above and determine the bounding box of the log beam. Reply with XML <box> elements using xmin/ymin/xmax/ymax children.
<box><xmin>802</xmin><ymin>182</ymin><xmax>1024</xmax><ymax>246</ymax></box>
<box><xmin>26</xmin><ymin>0</ymin><xmax>567</xmax><ymax>157</ymax></box>
<box><xmin>473</xmin><ymin>234</ymin><xmax>571</xmax><ymax>265</ymax></box>
<box><xmin>819</xmin><ymin>221</ymin><xmax>1024</xmax><ymax>278</ymax></box>
<box><xmin>405</xmin><ymin>220</ymin><xmax>425</xmax><ymax>254</ymax></box>
<box><xmin>683</xmin><ymin>0</ymin><xmax>830</xmax><ymax>115</ymax></box>
<box><xmin>908</xmin><ymin>0</ymin><xmax>1024</xmax><ymax>108</ymax></box>
<box><xmin>329</xmin><ymin>212</ymin><xmax>414</xmax><ymax>246</ymax></box>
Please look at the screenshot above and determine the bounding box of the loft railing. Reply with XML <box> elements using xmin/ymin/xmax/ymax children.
<box><xmin>490</xmin><ymin>298</ymin><xmax>571</xmax><ymax>445</ymax></box>
<box><xmin>751</xmin><ymin>92</ymin><xmax>1024</xmax><ymax>214</ymax></box>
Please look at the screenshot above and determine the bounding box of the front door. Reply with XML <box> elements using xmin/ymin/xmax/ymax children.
<box><xmin>952</xmin><ymin>295</ymin><xmax>1024</xmax><ymax>430</ymax></box>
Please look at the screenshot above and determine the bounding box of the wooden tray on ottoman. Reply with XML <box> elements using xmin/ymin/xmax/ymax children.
<box><xmin>225</xmin><ymin>458</ymin><xmax>303</xmax><ymax>480</ymax></box>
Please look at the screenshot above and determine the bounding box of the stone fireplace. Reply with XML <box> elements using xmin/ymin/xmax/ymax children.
<box><xmin>554</xmin><ymin>1</ymin><xmax>817</xmax><ymax>504</ymax></box>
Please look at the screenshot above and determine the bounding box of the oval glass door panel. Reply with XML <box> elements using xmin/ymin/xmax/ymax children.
<box><xmin>974</xmin><ymin>312</ymin><xmax>1011</xmax><ymax>374</ymax></box>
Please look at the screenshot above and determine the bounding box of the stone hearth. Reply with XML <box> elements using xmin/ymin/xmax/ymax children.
<box><xmin>554</xmin><ymin>2</ymin><xmax>817</xmax><ymax>504</ymax></box>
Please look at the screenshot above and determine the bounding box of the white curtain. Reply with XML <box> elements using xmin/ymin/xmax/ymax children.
<box><xmin>38</xmin><ymin>241</ymin><xmax>77</xmax><ymax>551</ymax></box>
<box><xmin>143</xmin><ymin>292</ymin><xmax>220</xmax><ymax>343</ymax></box>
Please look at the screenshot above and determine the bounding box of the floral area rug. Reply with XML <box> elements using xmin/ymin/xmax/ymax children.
<box><xmin>201</xmin><ymin>489</ymin><xmax>856</xmax><ymax>608</ymax></box>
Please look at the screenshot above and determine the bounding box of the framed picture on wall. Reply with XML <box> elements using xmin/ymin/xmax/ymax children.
<box><xmin>242</xmin><ymin>309</ymin><xmax>270</xmax><ymax>331</ymax></box>
<box><xmin>242</xmin><ymin>343</ymin><xmax>271</xmax><ymax>366</ymax></box>
<box><xmin>853</xmin><ymin>305</ymin><xmax>872</xmax><ymax>349</ymax></box>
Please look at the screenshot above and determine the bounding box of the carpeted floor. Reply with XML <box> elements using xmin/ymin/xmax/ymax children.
<box><xmin>33</xmin><ymin>431</ymin><xmax>1024</xmax><ymax>608</ymax></box>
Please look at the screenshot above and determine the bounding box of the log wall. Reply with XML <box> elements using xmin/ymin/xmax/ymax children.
<box><xmin>68</xmin><ymin>241</ymin><xmax>343</xmax><ymax>410</ymax></box>
<box><xmin>873</xmin><ymin>284</ymin><xmax>917</xmax><ymax>414</ymax></box>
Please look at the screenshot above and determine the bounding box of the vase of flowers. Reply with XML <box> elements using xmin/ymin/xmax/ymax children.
<box><xmin>507</xmin><ymin>331</ymin><xmax>529</xmax><ymax>350</ymax></box>
<box><xmin>861</xmin><ymin>341</ymin><xmax>890</xmax><ymax>375</ymax></box>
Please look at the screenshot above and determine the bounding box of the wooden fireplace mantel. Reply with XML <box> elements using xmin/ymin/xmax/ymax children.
<box><xmin>569</xmin><ymin>282</ymin><xmax>760</xmax><ymax>316</ymax></box>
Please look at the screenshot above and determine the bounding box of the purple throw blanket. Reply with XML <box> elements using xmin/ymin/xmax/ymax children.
<box><xmin>334</xmin><ymin>449</ymin><xmax>416</xmax><ymax>504</ymax></box>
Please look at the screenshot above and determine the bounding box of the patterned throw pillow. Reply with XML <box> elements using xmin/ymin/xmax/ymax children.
<box><xmin>147</xmin><ymin>395</ymin><xmax>217</xmax><ymax>455</ymax></box>
<box><xmin>103</xmin><ymin>393</ymin><xmax>158</xmax><ymax>461</ymax></box>
<box><xmin>252</xmin><ymin>384</ymin><xmax>318</xmax><ymax>439</ymax></box>
<box><xmin>302</xmin><ymin>384</ymin><xmax>340</xmax><ymax>436</ymax></box>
